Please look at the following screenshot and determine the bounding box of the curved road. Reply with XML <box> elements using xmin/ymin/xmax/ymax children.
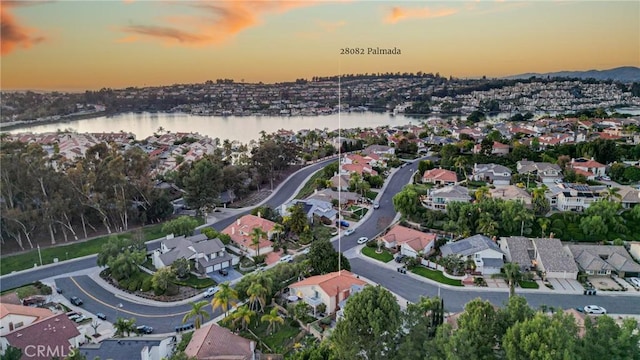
<box><xmin>0</xmin><ymin>157</ymin><xmax>338</xmax><ymax>291</ymax></box>
<box><xmin>2</xmin><ymin>156</ymin><xmax>639</xmax><ymax>333</ymax></box>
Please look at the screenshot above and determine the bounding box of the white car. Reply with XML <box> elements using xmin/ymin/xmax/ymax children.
<box><xmin>626</xmin><ymin>277</ymin><xmax>640</xmax><ymax>288</ymax></box>
<box><xmin>373</xmin><ymin>201</ymin><xmax>380</xmax><ymax>209</ymax></box>
<box><xmin>344</xmin><ymin>229</ymin><xmax>355</xmax><ymax>236</ymax></box>
<box><xmin>203</xmin><ymin>286</ymin><xmax>219</xmax><ymax>298</ymax></box>
<box><xmin>601</xmin><ymin>176</ymin><xmax>611</xmax><ymax>181</ymax></box>
<box><xmin>357</xmin><ymin>237</ymin><xmax>369</xmax><ymax>244</ymax></box>
<box><xmin>279</xmin><ymin>255</ymin><xmax>294</xmax><ymax>263</ymax></box>
<box><xmin>301</xmin><ymin>248</ymin><xmax>310</xmax><ymax>255</ymax></box>
<box><xmin>583</xmin><ymin>305</ymin><xmax>607</xmax><ymax>314</ymax></box>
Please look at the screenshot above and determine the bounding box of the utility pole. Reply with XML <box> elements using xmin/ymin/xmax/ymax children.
<box><xmin>37</xmin><ymin>244</ymin><xmax>43</xmax><ymax>266</ymax></box>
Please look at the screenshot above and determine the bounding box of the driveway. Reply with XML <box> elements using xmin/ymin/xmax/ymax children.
<box><xmin>547</xmin><ymin>278</ymin><xmax>584</xmax><ymax>292</ymax></box>
<box><xmin>207</xmin><ymin>268</ymin><xmax>243</xmax><ymax>284</ymax></box>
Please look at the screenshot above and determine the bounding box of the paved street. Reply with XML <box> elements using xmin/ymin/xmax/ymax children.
<box><xmin>2</xmin><ymin>154</ymin><xmax>640</xmax><ymax>330</ymax></box>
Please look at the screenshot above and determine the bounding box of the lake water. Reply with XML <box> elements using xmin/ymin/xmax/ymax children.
<box><xmin>4</xmin><ymin>107</ymin><xmax>639</xmax><ymax>143</ymax></box>
<box><xmin>4</xmin><ymin>112</ymin><xmax>421</xmax><ymax>143</ymax></box>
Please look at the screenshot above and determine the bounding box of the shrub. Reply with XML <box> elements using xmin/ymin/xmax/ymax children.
<box><xmin>289</xmin><ymin>319</ymin><xmax>300</xmax><ymax>328</ymax></box>
<box><xmin>119</xmin><ymin>278</ymin><xmax>130</xmax><ymax>289</ymax></box>
<box><xmin>141</xmin><ymin>278</ymin><xmax>152</xmax><ymax>292</ymax></box>
<box><xmin>127</xmin><ymin>281</ymin><xmax>139</xmax><ymax>292</ymax></box>
<box><xmin>154</xmin><ymin>287</ymin><xmax>165</xmax><ymax>296</ymax></box>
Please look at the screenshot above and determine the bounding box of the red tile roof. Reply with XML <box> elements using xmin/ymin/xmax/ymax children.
<box><xmin>341</xmin><ymin>163</ymin><xmax>378</xmax><ymax>176</ymax></box>
<box><xmin>382</xmin><ymin>225</ymin><xmax>436</xmax><ymax>250</ymax></box>
<box><xmin>290</xmin><ymin>271</ymin><xmax>367</xmax><ymax>297</ymax></box>
<box><xmin>221</xmin><ymin>215</ymin><xmax>275</xmax><ymax>251</ymax></box>
<box><xmin>4</xmin><ymin>314</ymin><xmax>80</xmax><ymax>360</ymax></box>
<box><xmin>423</xmin><ymin>168</ymin><xmax>457</xmax><ymax>183</ymax></box>
<box><xmin>185</xmin><ymin>323</ymin><xmax>255</xmax><ymax>359</ymax></box>
<box><xmin>0</xmin><ymin>303</ymin><xmax>55</xmax><ymax>321</ymax></box>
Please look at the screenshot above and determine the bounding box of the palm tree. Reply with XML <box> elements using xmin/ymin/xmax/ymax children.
<box><xmin>454</xmin><ymin>156</ymin><xmax>468</xmax><ymax>180</ymax></box>
<box><xmin>231</xmin><ymin>305</ymin><xmax>255</xmax><ymax>331</ymax></box>
<box><xmin>503</xmin><ymin>262</ymin><xmax>522</xmax><ymax>298</ymax></box>
<box><xmin>538</xmin><ymin>218</ymin><xmax>551</xmax><ymax>238</ymax></box>
<box><xmin>182</xmin><ymin>300</ymin><xmax>210</xmax><ymax>329</ymax></box>
<box><xmin>261</xmin><ymin>308</ymin><xmax>285</xmax><ymax>335</ymax></box>
<box><xmin>603</xmin><ymin>187</ymin><xmax>622</xmax><ymax>201</ymax></box>
<box><xmin>474</xmin><ymin>186</ymin><xmax>490</xmax><ymax>202</ymax></box>
<box><xmin>272</xmin><ymin>223</ymin><xmax>285</xmax><ymax>245</ymax></box>
<box><xmin>246</xmin><ymin>282</ymin><xmax>268</xmax><ymax>313</ymax></box>
<box><xmin>477</xmin><ymin>212</ymin><xmax>498</xmax><ymax>236</ymax></box>
<box><xmin>114</xmin><ymin>317</ymin><xmax>136</xmax><ymax>337</ymax></box>
<box><xmin>531</xmin><ymin>185</ymin><xmax>548</xmax><ymax>200</ymax></box>
<box><xmin>250</xmin><ymin>227</ymin><xmax>268</xmax><ymax>257</ymax></box>
<box><xmin>211</xmin><ymin>282</ymin><xmax>238</xmax><ymax>318</ymax></box>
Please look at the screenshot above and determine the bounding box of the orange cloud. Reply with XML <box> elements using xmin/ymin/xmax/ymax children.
<box><xmin>384</xmin><ymin>6</ymin><xmax>458</xmax><ymax>24</ymax></box>
<box><xmin>119</xmin><ymin>1</ymin><xmax>317</xmax><ymax>46</ymax></box>
<box><xmin>316</xmin><ymin>20</ymin><xmax>346</xmax><ymax>33</ymax></box>
<box><xmin>0</xmin><ymin>1</ymin><xmax>46</xmax><ymax>55</ymax></box>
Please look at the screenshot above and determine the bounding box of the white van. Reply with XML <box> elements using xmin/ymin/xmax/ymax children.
<box><xmin>279</xmin><ymin>255</ymin><xmax>294</xmax><ymax>263</ymax></box>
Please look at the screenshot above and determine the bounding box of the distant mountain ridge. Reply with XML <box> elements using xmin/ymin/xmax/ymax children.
<box><xmin>504</xmin><ymin>66</ymin><xmax>640</xmax><ymax>83</ymax></box>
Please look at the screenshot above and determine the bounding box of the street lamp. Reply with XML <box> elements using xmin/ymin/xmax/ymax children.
<box><xmin>116</xmin><ymin>303</ymin><xmax>123</xmax><ymax>319</ymax></box>
<box><xmin>37</xmin><ymin>244</ymin><xmax>43</xmax><ymax>266</ymax></box>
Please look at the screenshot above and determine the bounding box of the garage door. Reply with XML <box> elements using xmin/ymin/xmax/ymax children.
<box><xmin>206</xmin><ymin>266</ymin><xmax>213</xmax><ymax>273</ymax></box>
<box><xmin>214</xmin><ymin>263</ymin><xmax>222</xmax><ymax>271</ymax></box>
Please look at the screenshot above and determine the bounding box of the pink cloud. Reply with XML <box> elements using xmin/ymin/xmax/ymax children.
<box><xmin>384</xmin><ymin>6</ymin><xmax>458</xmax><ymax>24</ymax></box>
<box><xmin>119</xmin><ymin>1</ymin><xmax>317</xmax><ymax>46</ymax></box>
<box><xmin>0</xmin><ymin>1</ymin><xmax>47</xmax><ymax>55</ymax></box>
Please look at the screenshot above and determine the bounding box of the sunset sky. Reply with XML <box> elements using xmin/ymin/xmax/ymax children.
<box><xmin>1</xmin><ymin>0</ymin><xmax>638</xmax><ymax>91</ymax></box>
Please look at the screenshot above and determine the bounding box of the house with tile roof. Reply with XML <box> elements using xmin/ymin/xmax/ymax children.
<box><xmin>330</xmin><ymin>174</ymin><xmax>351</xmax><ymax>191</ymax></box>
<box><xmin>517</xmin><ymin>161</ymin><xmax>563</xmax><ymax>184</ymax></box>
<box><xmin>553</xmin><ymin>183</ymin><xmax>602</xmax><ymax>212</ymax></box>
<box><xmin>0</xmin><ymin>304</ymin><xmax>55</xmax><ymax>336</ymax></box>
<box><xmin>0</xmin><ymin>314</ymin><xmax>84</xmax><ymax>360</ymax></box>
<box><xmin>362</xmin><ymin>144</ymin><xmax>395</xmax><ymax>156</ymax></box>
<box><xmin>421</xmin><ymin>185</ymin><xmax>472</xmax><ymax>211</ymax></box>
<box><xmin>488</xmin><ymin>185</ymin><xmax>532</xmax><ymax>207</ymax></box>
<box><xmin>380</xmin><ymin>225</ymin><xmax>437</xmax><ymax>258</ymax></box>
<box><xmin>151</xmin><ymin>233</ymin><xmax>237</xmax><ymax>274</ymax></box>
<box><xmin>422</xmin><ymin>168</ymin><xmax>458</xmax><ymax>186</ymax></box>
<box><xmin>569</xmin><ymin>157</ymin><xmax>606</xmax><ymax>179</ymax></box>
<box><xmin>499</xmin><ymin>237</ymin><xmax>579</xmax><ymax>279</ymax></box>
<box><xmin>565</xmin><ymin>244</ymin><xmax>640</xmax><ymax>278</ymax></box>
<box><xmin>440</xmin><ymin>235</ymin><xmax>504</xmax><ymax>275</ymax></box>
<box><xmin>289</xmin><ymin>271</ymin><xmax>367</xmax><ymax>314</ymax></box>
<box><xmin>280</xmin><ymin>199</ymin><xmax>338</xmax><ymax>224</ymax></box>
<box><xmin>619</xmin><ymin>188</ymin><xmax>640</xmax><ymax>209</ymax></box>
<box><xmin>221</xmin><ymin>215</ymin><xmax>276</xmax><ymax>257</ymax></box>
<box><xmin>79</xmin><ymin>338</ymin><xmax>174</xmax><ymax>360</ymax></box>
<box><xmin>472</xmin><ymin>163</ymin><xmax>512</xmax><ymax>186</ymax></box>
<box><xmin>306</xmin><ymin>188</ymin><xmax>359</xmax><ymax>206</ymax></box>
<box><xmin>630</xmin><ymin>242</ymin><xmax>640</xmax><ymax>263</ymax></box>
<box><xmin>473</xmin><ymin>141</ymin><xmax>510</xmax><ymax>156</ymax></box>
<box><xmin>185</xmin><ymin>323</ymin><xmax>256</xmax><ymax>360</ymax></box>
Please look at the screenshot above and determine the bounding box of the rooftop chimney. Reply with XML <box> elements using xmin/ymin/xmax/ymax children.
<box><xmin>257</xmin><ymin>211</ymin><xmax>261</xmax><ymax>218</ymax></box>
<box><xmin>237</xmin><ymin>218</ymin><xmax>241</xmax><ymax>226</ymax></box>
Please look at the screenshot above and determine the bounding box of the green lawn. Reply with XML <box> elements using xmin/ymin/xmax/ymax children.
<box><xmin>361</xmin><ymin>247</ymin><xmax>394</xmax><ymax>263</ymax></box>
<box><xmin>172</xmin><ymin>274</ymin><xmax>216</xmax><ymax>289</ymax></box>
<box><xmin>312</xmin><ymin>224</ymin><xmax>335</xmax><ymax>242</ymax></box>
<box><xmin>220</xmin><ymin>308</ymin><xmax>302</xmax><ymax>354</ymax></box>
<box><xmin>411</xmin><ymin>266</ymin><xmax>463</xmax><ymax>286</ymax></box>
<box><xmin>0</xmin><ymin>219</ymin><xmax>204</xmax><ymax>276</ymax></box>
<box><xmin>294</xmin><ymin>169</ymin><xmax>327</xmax><ymax>199</ymax></box>
<box><xmin>519</xmin><ymin>280</ymin><xmax>539</xmax><ymax>289</ymax></box>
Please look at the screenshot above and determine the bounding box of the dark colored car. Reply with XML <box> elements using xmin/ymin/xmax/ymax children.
<box><xmin>218</xmin><ymin>268</ymin><xmax>229</xmax><ymax>276</ymax></box>
<box><xmin>70</xmin><ymin>296</ymin><xmax>83</xmax><ymax>306</ymax></box>
<box><xmin>96</xmin><ymin>312</ymin><xmax>107</xmax><ymax>320</ymax></box>
<box><xmin>136</xmin><ymin>325</ymin><xmax>154</xmax><ymax>334</ymax></box>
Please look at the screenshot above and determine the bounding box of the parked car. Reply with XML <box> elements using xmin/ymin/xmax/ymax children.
<box><xmin>279</xmin><ymin>255</ymin><xmax>294</xmax><ymax>263</ymax></box>
<box><xmin>70</xmin><ymin>296</ymin><xmax>83</xmax><ymax>306</ymax></box>
<box><xmin>373</xmin><ymin>201</ymin><xmax>380</xmax><ymax>209</ymax></box>
<box><xmin>67</xmin><ymin>313</ymin><xmax>81</xmax><ymax>321</ymax></box>
<box><xmin>301</xmin><ymin>248</ymin><xmax>310</xmax><ymax>254</ymax></box>
<box><xmin>96</xmin><ymin>312</ymin><xmax>107</xmax><ymax>320</ymax></box>
<box><xmin>336</xmin><ymin>220</ymin><xmax>350</xmax><ymax>228</ymax></box>
<box><xmin>601</xmin><ymin>175</ymin><xmax>611</xmax><ymax>181</ymax></box>
<box><xmin>136</xmin><ymin>325</ymin><xmax>154</xmax><ymax>334</ymax></box>
<box><xmin>395</xmin><ymin>255</ymin><xmax>406</xmax><ymax>263</ymax></box>
<box><xmin>218</xmin><ymin>268</ymin><xmax>229</xmax><ymax>276</ymax></box>
<box><xmin>74</xmin><ymin>315</ymin><xmax>87</xmax><ymax>323</ymax></box>
<box><xmin>357</xmin><ymin>237</ymin><xmax>369</xmax><ymax>244</ymax></box>
<box><xmin>583</xmin><ymin>305</ymin><xmax>607</xmax><ymax>314</ymax></box>
<box><xmin>626</xmin><ymin>277</ymin><xmax>640</xmax><ymax>288</ymax></box>
<box><xmin>344</xmin><ymin>228</ymin><xmax>355</xmax><ymax>236</ymax></box>
<box><xmin>203</xmin><ymin>286</ymin><xmax>219</xmax><ymax>298</ymax></box>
